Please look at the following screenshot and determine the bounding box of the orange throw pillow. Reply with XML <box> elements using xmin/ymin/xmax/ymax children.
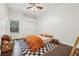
<box><xmin>24</xmin><ymin>35</ymin><xmax>44</xmax><ymax>52</ymax></box>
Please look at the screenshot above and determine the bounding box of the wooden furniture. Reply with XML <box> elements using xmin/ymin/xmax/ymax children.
<box><xmin>1</xmin><ymin>35</ymin><xmax>14</xmax><ymax>56</ymax></box>
<box><xmin>0</xmin><ymin>45</ymin><xmax>1</xmax><ymax>55</ymax></box>
<box><xmin>69</xmin><ymin>36</ymin><xmax>79</xmax><ymax>56</ymax></box>
<box><xmin>1</xmin><ymin>35</ymin><xmax>11</xmax><ymax>52</ymax></box>
<box><xmin>1</xmin><ymin>41</ymin><xmax>14</xmax><ymax>56</ymax></box>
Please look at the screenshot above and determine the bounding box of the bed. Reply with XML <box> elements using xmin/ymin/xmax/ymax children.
<box><xmin>12</xmin><ymin>39</ymin><xmax>58</xmax><ymax>56</ymax></box>
<box><xmin>12</xmin><ymin>34</ymin><xmax>59</xmax><ymax>56</ymax></box>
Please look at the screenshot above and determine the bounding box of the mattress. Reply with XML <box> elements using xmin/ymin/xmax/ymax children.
<box><xmin>18</xmin><ymin>39</ymin><xmax>57</xmax><ymax>56</ymax></box>
<box><xmin>12</xmin><ymin>40</ymin><xmax>23</xmax><ymax>56</ymax></box>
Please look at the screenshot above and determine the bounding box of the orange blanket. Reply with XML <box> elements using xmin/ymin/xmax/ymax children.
<box><xmin>24</xmin><ymin>35</ymin><xmax>44</xmax><ymax>52</ymax></box>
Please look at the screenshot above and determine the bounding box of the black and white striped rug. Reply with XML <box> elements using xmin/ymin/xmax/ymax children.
<box><xmin>18</xmin><ymin>40</ymin><xmax>57</xmax><ymax>56</ymax></box>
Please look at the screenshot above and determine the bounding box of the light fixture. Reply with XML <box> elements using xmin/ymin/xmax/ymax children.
<box><xmin>27</xmin><ymin>3</ymin><xmax>43</xmax><ymax>12</ymax></box>
<box><xmin>32</xmin><ymin>7</ymin><xmax>38</xmax><ymax>12</ymax></box>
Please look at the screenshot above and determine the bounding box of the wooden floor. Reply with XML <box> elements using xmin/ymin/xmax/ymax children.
<box><xmin>45</xmin><ymin>43</ymin><xmax>79</xmax><ymax>56</ymax></box>
<box><xmin>1</xmin><ymin>43</ymin><xmax>79</xmax><ymax>56</ymax></box>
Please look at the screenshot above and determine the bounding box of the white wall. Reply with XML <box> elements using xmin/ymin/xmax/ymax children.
<box><xmin>37</xmin><ymin>4</ymin><xmax>79</xmax><ymax>46</ymax></box>
<box><xmin>1</xmin><ymin>3</ymin><xmax>79</xmax><ymax>47</ymax></box>
<box><xmin>0</xmin><ymin>4</ymin><xmax>37</xmax><ymax>45</ymax></box>
<box><xmin>8</xmin><ymin>9</ymin><xmax>37</xmax><ymax>38</ymax></box>
<box><xmin>0</xmin><ymin>4</ymin><xmax>8</xmax><ymax>45</ymax></box>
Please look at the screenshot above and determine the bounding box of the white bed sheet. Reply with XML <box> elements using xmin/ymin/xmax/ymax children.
<box><xmin>12</xmin><ymin>40</ymin><xmax>23</xmax><ymax>56</ymax></box>
<box><xmin>36</xmin><ymin>35</ymin><xmax>53</xmax><ymax>43</ymax></box>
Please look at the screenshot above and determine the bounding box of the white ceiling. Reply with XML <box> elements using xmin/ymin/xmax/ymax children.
<box><xmin>6</xmin><ymin>3</ymin><xmax>63</xmax><ymax>18</ymax></box>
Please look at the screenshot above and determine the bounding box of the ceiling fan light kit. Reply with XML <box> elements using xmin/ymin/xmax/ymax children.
<box><xmin>27</xmin><ymin>3</ymin><xmax>43</xmax><ymax>12</ymax></box>
<box><xmin>32</xmin><ymin>7</ymin><xmax>38</xmax><ymax>12</ymax></box>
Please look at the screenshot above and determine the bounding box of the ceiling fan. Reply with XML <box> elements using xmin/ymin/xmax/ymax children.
<box><xmin>27</xmin><ymin>3</ymin><xmax>43</xmax><ymax>11</ymax></box>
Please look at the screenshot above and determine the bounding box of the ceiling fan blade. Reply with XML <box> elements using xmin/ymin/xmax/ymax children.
<box><xmin>29</xmin><ymin>3</ymin><xmax>36</xmax><ymax>6</ymax></box>
<box><xmin>27</xmin><ymin>6</ymin><xmax>32</xmax><ymax>9</ymax></box>
<box><xmin>37</xmin><ymin>6</ymin><xmax>43</xmax><ymax>9</ymax></box>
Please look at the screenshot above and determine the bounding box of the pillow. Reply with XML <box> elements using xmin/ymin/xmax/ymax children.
<box><xmin>36</xmin><ymin>35</ymin><xmax>53</xmax><ymax>43</ymax></box>
<box><xmin>39</xmin><ymin>34</ymin><xmax>53</xmax><ymax>38</ymax></box>
<box><xmin>24</xmin><ymin>35</ymin><xmax>44</xmax><ymax>52</ymax></box>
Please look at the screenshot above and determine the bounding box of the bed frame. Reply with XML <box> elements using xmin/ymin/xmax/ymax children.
<box><xmin>69</xmin><ymin>36</ymin><xmax>79</xmax><ymax>56</ymax></box>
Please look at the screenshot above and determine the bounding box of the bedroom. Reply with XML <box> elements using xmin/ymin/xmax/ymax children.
<box><xmin>0</xmin><ymin>3</ymin><xmax>79</xmax><ymax>56</ymax></box>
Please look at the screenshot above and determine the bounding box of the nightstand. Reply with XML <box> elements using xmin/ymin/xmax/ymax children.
<box><xmin>1</xmin><ymin>40</ymin><xmax>14</xmax><ymax>56</ymax></box>
<box><xmin>1</xmin><ymin>34</ymin><xmax>14</xmax><ymax>56</ymax></box>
